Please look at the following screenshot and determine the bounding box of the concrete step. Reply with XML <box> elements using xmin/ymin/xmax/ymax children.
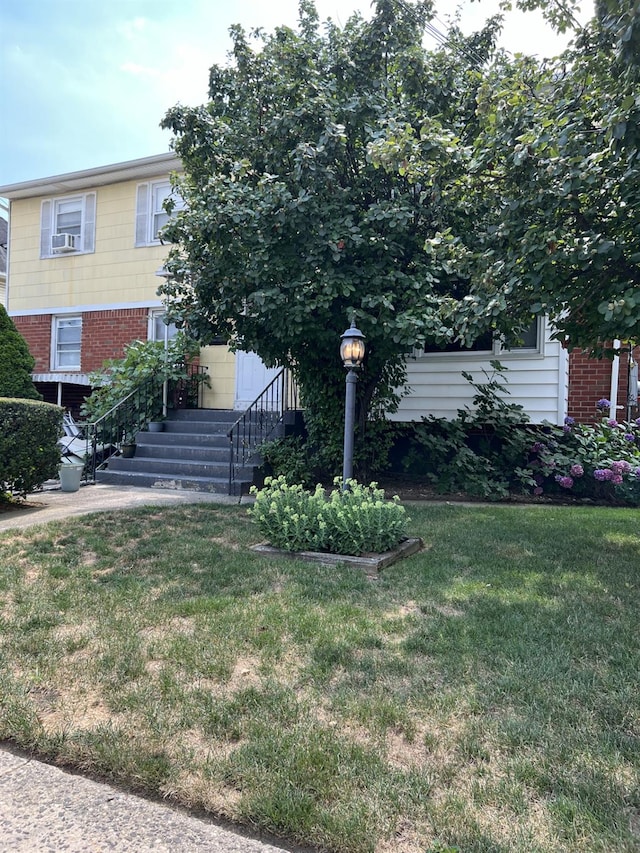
<box><xmin>107</xmin><ymin>456</ymin><xmax>229</xmax><ymax>479</ymax></box>
<box><xmin>96</xmin><ymin>409</ymin><xmax>264</xmax><ymax>496</ymax></box>
<box><xmin>138</xmin><ymin>432</ymin><xmax>229</xmax><ymax>449</ymax></box>
<box><xmin>170</xmin><ymin>408</ymin><xmax>239</xmax><ymax>423</ymax></box>
<box><xmin>135</xmin><ymin>444</ymin><xmax>229</xmax><ymax>463</ymax></box>
<box><xmin>161</xmin><ymin>421</ymin><xmax>235</xmax><ymax>436</ymax></box>
<box><xmin>95</xmin><ymin>469</ymin><xmax>240</xmax><ymax>494</ymax></box>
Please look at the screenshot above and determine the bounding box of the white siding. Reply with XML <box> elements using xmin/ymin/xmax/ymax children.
<box><xmin>390</xmin><ymin>323</ymin><xmax>569</xmax><ymax>425</ymax></box>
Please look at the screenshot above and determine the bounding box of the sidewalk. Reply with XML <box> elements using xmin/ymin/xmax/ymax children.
<box><xmin>0</xmin><ymin>481</ymin><xmax>251</xmax><ymax>533</ymax></box>
<box><xmin>0</xmin><ymin>483</ymin><xmax>298</xmax><ymax>853</ymax></box>
<box><xmin>0</xmin><ymin>745</ymin><xmax>297</xmax><ymax>853</ymax></box>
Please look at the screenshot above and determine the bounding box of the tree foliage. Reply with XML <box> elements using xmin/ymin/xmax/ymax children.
<box><xmin>0</xmin><ymin>304</ymin><xmax>41</xmax><ymax>400</ymax></box>
<box><xmin>479</xmin><ymin>0</ymin><xmax>639</xmax><ymax>351</ymax></box>
<box><xmin>374</xmin><ymin>0</ymin><xmax>640</xmax><ymax>354</ymax></box>
<box><xmin>159</xmin><ymin>0</ymin><xmax>512</xmax><ymax>473</ymax></box>
<box><xmin>159</xmin><ymin>0</ymin><xmax>639</xmax><ymax>476</ymax></box>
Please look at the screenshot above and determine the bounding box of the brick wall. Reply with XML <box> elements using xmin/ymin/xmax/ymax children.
<box><xmin>13</xmin><ymin>308</ymin><xmax>149</xmax><ymax>374</ymax></box>
<box><xmin>13</xmin><ymin>314</ymin><xmax>51</xmax><ymax>372</ymax></box>
<box><xmin>568</xmin><ymin>346</ymin><xmax>639</xmax><ymax>422</ymax></box>
<box><xmin>82</xmin><ymin>308</ymin><xmax>148</xmax><ymax>372</ymax></box>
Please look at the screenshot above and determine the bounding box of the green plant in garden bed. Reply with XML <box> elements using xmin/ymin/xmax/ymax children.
<box><xmin>404</xmin><ymin>362</ymin><xmax>540</xmax><ymax>499</ymax></box>
<box><xmin>249</xmin><ymin>476</ymin><xmax>408</xmax><ymax>555</ymax></box>
<box><xmin>259</xmin><ymin>436</ymin><xmax>316</xmax><ymax>488</ymax></box>
<box><xmin>80</xmin><ymin>332</ymin><xmax>208</xmax><ymax>423</ymax></box>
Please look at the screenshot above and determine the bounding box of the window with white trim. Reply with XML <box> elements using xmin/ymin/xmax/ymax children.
<box><xmin>40</xmin><ymin>193</ymin><xmax>96</xmax><ymax>257</ymax></box>
<box><xmin>148</xmin><ymin>309</ymin><xmax>178</xmax><ymax>346</ymax></box>
<box><xmin>419</xmin><ymin>317</ymin><xmax>543</xmax><ymax>357</ymax></box>
<box><xmin>506</xmin><ymin>317</ymin><xmax>542</xmax><ymax>351</ymax></box>
<box><xmin>135</xmin><ymin>181</ymin><xmax>184</xmax><ymax>246</ymax></box>
<box><xmin>52</xmin><ymin>316</ymin><xmax>82</xmax><ymax>370</ymax></box>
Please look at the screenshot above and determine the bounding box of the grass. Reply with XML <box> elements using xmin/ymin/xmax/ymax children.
<box><xmin>0</xmin><ymin>501</ymin><xmax>638</xmax><ymax>852</ymax></box>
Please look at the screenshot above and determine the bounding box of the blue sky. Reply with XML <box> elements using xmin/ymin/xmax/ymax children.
<box><xmin>0</xmin><ymin>0</ymin><xmax>592</xmax><ymax>189</ymax></box>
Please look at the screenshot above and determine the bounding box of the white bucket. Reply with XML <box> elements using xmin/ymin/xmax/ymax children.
<box><xmin>59</xmin><ymin>463</ymin><xmax>84</xmax><ymax>493</ymax></box>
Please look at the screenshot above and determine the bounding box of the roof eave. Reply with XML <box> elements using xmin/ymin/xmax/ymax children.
<box><xmin>0</xmin><ymin>153</ymin><xmax>183</xmax><ymax>200</ymax></box>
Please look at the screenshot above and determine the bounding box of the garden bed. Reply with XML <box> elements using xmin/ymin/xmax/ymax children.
<box><xmin>376</xmin><ymin>475</ymin><xmax>640</xmax><ymax>506</ymax></box>
<box><xmin>251</xmin><ymin>536</ymin><xmax>424</xmax><ymax>577</ymax></box>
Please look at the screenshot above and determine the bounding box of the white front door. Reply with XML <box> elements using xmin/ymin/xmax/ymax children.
<box><xmin>234</xmin><ymin>351</ymin><xmax>280</xmax><ymax>410</ymax></box>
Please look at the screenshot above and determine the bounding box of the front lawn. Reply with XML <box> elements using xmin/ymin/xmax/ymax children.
<box><xmin>0</xmin><ymin>503</ymin><xmax>638</xmax><ymax>852</ymax></box>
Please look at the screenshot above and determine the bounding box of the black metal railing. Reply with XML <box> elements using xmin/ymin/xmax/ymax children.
<box><xmin>228</xmin><ymin>368</ymin><xmax>299</xmax><ymax>494</ymax></box>
<box><xmin>80</xmin><ymin>364</ymin><xmax>208</xmax><ymax>482</ymax></box>
<box><xmin>85</xmin><ymin>373</ymin><xmax>165</xmax><ymax>481</ymax></box>
<box><xmin>169</xmin><ymin>364</ymin><xmax>209</xmax><ymax>410</ymax></box>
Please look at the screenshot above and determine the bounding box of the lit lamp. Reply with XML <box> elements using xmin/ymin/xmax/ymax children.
<box><xmin>340</xmin><ymin>321</ymin><xmax>366</xmax><ymax>487</ymax></box>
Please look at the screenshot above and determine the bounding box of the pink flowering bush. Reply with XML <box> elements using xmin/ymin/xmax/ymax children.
<box><xmin>528</xmin><ymin>416</ymin><xmax>640</xmax><ymax>504</ymax></box>
<box><xmin>402</xmin><ymin>369</ymin><xmax>640</xmax><ymax>504</ymax></box>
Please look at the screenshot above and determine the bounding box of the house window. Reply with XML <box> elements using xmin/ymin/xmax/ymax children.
<box><xmin>418</xmin><ymin>317</ymin><xmax>543</xmax><ymax>358</ymax></box>
<box><xmin>423</xmin><ymin>330</ymin><xmax>496</xmax><ymax>355</ymax></box>
<box><xmin>135</xmin><ymin>181</ymin><xmax>184</xmax><ymax>246</ymax></box>
<box><xmin>52</xmin><ymin>316</ymin><xmax>82</xmax><ymax>370</ymax></box>
<box><xmin>55</xmin><ymin>198</ymin><xmax>82</xmax><ymax>236</ymax></box>
<box><xmin>506</xmin><ymin>317</ymin><xmax>541</xmax><ymax>351</ymax></box>
<box><xmin>148</xmin><ymin>309</ymin><xmax>178</xmax><ymax>346</ymax></box>
<box><xmin>40</xmin><ymin>193</ymin><xmax>96</xmax><ymax>257</ymax></box>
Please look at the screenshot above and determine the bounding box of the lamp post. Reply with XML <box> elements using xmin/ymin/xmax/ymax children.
<box><xmin>340</xmin><ymin>321</ymin><xmax>366</xmax><ymax>488</ymax></box>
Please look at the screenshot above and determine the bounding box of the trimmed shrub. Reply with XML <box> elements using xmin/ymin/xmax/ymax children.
<box><xmin>0</xmin><ymin>398</ymin><xmax>63</xmax><ymax>498</ymax></box>
<box><xmin>0</xmin><ymin>304</ymin><xmax>41</xmax><ymax>400</ymax></box>
<box><xmin>249</xmin><ymin>476</ymin><xmax>408</xmax><ymax>556</ymax></box>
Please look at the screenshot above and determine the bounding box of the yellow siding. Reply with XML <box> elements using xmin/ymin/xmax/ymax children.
<box><xmin>0</xmin><ymin>279</ymin><xmax>5</xmax><ymax>307</ymax></box>
<box><xmin>200</xmin><ymin>346</ymin><xmax>236</xmax><ymax>410</ymax></box>
<box><xmin>8</xmin><ymin>179</ymin><xmax>169</xmax><ymax>313</ymax></box>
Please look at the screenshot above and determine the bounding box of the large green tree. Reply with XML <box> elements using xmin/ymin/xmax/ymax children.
<box><xmin>0</xmin><ymin>304</ymin><xmax>41</xmax><ymax>400</ymax></box>
<box><xmin>372</xmin><ymin>0</ymin><xmax>640</xmax><ymax>354</ymax></box>
<box><xmin>159</xmin><ymin>0</ymin><xmax>515</xmax><ymax>472</ymax></box>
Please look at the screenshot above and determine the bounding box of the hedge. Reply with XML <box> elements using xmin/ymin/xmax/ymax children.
<box><xmin>0</xmin><ymin>398</ymin><xmax>63</xmax><ymax>498</ymax></box>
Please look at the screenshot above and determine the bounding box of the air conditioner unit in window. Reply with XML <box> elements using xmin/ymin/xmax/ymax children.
<box><xmin>51</xmin><ymin>233</ymin><xmax>78</xmax><ymax>253</ymax></box>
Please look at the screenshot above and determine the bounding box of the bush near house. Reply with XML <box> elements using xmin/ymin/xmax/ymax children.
<box><xmin>0</xmin><ymin>304</ymin><xmax>41</xmax><ymax>401</ymax></box>
<box><xmin>258</xmin><ymin>365</ymin><xmax>640</xmax><ymax>506</ymax></box>
<box><xmin>80</xmin><ymin>332</ymin><xmax>203</xmax><ymax>423</ymax></box>
<box><xmin>80</xmin><ymin>334</ymin><xmax>210</xmax><ymax>452</ymax></box>
<box><xmin>398</xmin><ymin>367</ymin><xmax>640</xmax><ymax>505</ymax></box>
<box><xmin>529</xmin><ymin>413</ymin><xmax>640</xmax><ymax>504</ymax></box>
<box><xmin>0</xmin><ymin>398</ymin><xmax>63</xmax><ymax>499</ymax></box>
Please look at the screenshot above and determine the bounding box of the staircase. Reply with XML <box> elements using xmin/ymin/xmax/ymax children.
<box><xmin>95</xmin><ymin>409</ymin><xmax>257</xmax><ymax>495</ymax></box>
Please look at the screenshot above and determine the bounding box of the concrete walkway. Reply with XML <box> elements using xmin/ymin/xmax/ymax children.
<box><xmin>0</xmin><ymin>481</ymin><xmax>252</xmax><ymax>533</ymax></box>
<box><xmin>0</xmin><ymin>745</ymin><xmax>298</xmax><ymax>852</ymax></box>
<box><xmin>0</xmin><ymin>483</ymin><xmax>302</xmax><ymax>853</ymax></box>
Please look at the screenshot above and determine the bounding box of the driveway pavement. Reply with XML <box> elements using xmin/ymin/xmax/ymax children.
<box><xmin>0</xmin><ymin>483</ymin><xmax>302</xmax><ymax>853</ymax></box>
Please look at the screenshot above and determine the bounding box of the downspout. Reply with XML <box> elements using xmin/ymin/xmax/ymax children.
<box><xmin>3</xmin><ymin>200</ymin><xmax>10</xmax><ymax>309</ymax></box>
<box><xmin>609</xmin><ymin>339</ymin><xmax>621</xmax><ymax>417</ymax></box>
<box><xmin>627</xmin><ymin>345</ymin><xmax>638</xmax><ymax>422</ymax></box>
